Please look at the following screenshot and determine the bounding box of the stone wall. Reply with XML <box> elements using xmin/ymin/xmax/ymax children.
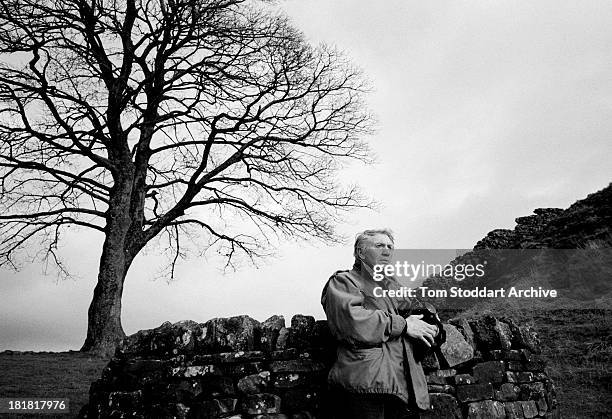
<box><xmin>81</xmin><ymin>314</ymin><xmax>559</xmax><ymax>418</ymax></box>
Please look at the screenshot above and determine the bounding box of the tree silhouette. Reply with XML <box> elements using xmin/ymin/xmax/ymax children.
<box><xmin>0</xmin><ymin>0</ymin><xmax>373</xmax><ymax>355</ymax></box>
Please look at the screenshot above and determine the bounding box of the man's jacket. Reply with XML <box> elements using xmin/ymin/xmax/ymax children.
<box><xmin>321</xmin><ymin>267</ymin><xmax>442</xmax><ymax>410</ymax></box>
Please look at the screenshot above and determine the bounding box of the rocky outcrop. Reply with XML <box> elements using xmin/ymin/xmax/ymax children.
<box><xmin>474</xmin><ymin>183</ymin><xmax>612</xmax><ymax>250</ymax></box>
<box><xmin>81</xmin><ymin>314</ymin><xmax>558</xmax><ymax>418</ymax></box>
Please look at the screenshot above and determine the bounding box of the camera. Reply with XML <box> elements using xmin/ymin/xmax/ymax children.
<box><xmin>404</xmin><ymin>300</ymin><xmax>446</xmax><ymax>351</ymax></box>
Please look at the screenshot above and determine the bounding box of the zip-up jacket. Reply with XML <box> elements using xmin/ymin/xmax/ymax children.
<box><xmin>321</xmin><ymin>267</ymin><xmax>444</xmax><ymax>410</ymax></box>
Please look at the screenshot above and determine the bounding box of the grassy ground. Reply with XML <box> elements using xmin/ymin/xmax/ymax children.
<box><xmin>533</xmin><ymin>309</ymin><xmax>611</xmax><ymax>418</ymax></box>
<box><xmin>0</xmin><ymin>351</ymin><xmax>109</xmax><ymax>418</ymax></box>
<box><xmin>459</xmin><ymin>306</ymin><xmax>612</xmax><ymax>418</ymax></box>
<box><xmin>0</xmin><ymin>309</ymin><xmax>610</xmax><ymax>418</ymax></box>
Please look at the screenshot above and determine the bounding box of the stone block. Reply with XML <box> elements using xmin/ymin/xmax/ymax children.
<box><xmin>157</xmin><ymin>320</ymin><xmax>201</xmax><ymax>355</ymax></box>
<box><xmin>168</xmin><ymin>354</ymin><xmax>187</xmax><ymax>367</ymax></box>
<box><xmin>427</xmin><ymin>384</ymin><xmax>455</xmax><ymax>394</ymax></box>
<box><xmin>504</xmin><ymin>318</ymin><xmax>541</xmax><ymax>353</ymax></box>
<box><xmin>290</xmin><ymin>412</ymin><xmax>315</xmax><ymax>419</ymax></box>
<box><xmin>191</xmin><ymin>398</ymin><xmax>238</xmax><ymax>418</ymax></box>
<box><xmin>276</xmin><ymin>327</ymin><xmax>290</xmax><ymax>350</ymax></box>
<box><xmin>193</xmin><ymin>350</ymin><xmax>266</xmax><ymax>364</ymax></box>
<box><xmin>164</xmin><ymin>380</ymin><xmax>203</xmax><ymax>404</ymax></box>
<box><xmin>269</xmin><ymin>359</ymin><xmax>325</xmax><ymax>373</ymax></box>
<box><xmin>123</xmin><ymin>359</ymin><xmax>169</xmax><ymax>375</ymax></box>
<box><xmin>149</xmin><ymin>402</ymin><xmax>190</xmax><ymax>419</ymax></box>
<box><xmin>302</xmin><ymin>347</ymin><xmax>336</xmax><ymax>366</ymax></box>
<box><xmin>485</xmin><ymin>349</ymin><xmax>522</xmax><ymax>361</ymax></box>
<box><xmin>469</xmin><ymin>316</ymin><xmax>512</xmax><ymax>351</ymax></box>
<box><xmin>269</xmin><ymin>348</ymin><xmax>299</xmax><ymax>360</ymax></box>
<box><xmin>521</xmin><ymin>400</ymin><xmax>538</xmax><ymax>418</ymax></box>
<box><xmin>426</xmin><ymin>372</ymin><xmax>450</xmax><ymax>385</ymax></box>
<box><xmin>456</xmin><ymin>383</ymin><xmax>493</xmax><ymax>403</ymax></box>
<box><xmin>170</xmin><ymin>364</ymin><xmax>217</xmax><ymax>378</ymax></box>
<box><xmin>449</xmin><ymin>318</ymin><xmax>476</xmax><ymax>350</ymax></box>
<box><xmin>436</xmin><ymin>369</ymin><xmax>457</xmax><ymax>377</ymax></box>
<box><xmin>280</xmin><ymin>388</ymin><xmax>321</xmax><ymax>412</ymax></box>
<box><xmin>197</xmin><ymin>315</ymin><xmax>261</xmax><ymax>353</ymax></box>
<box><xmin>537</xmin><ymin>398</ymin><xmax>549</xmax><ymax>415</ymax></box>
<box><xmin>100</xmin><ymin>359</ymin><xmax>123</xmax><ymax>381</ymax></box>
<box><xmin>174</xmin><ymin>403</ymin><xmax>190</xmax><ymax>419</ymax></box>
<box><xmin>454</xmin><ymin>374</ymin><xmax>476</xmax><ymax>385</ymax></box>
<box><xmin>504</xmin><ymin>401</ymin><xmax>523</xmax><ymax>419</ymax></box>
<box><xmin>223</xmin><ymin>362</ymin><xmax>265</xmax><ymax>377</ymax></box>
<box><xmin>439</xmin><ymin>324</ymin><xmax>474</xmax><ymax>367</ymax></box>
<box><xmin>288</xmin><ymin>315</ymin><xmax>316</xmax><ymax>349</ymax></box>
<box><xmin>473</xmin><ymin>360</ymin><xmax>505</xmax><ymax>384</ymax></box>
<box><xmin>495</xmin><ymin>383</ymin><xmax>519</xmax><ymax>401</ymax></box>
<box><xmin>504</xmin><ymin>350</ymin><xmax>523</xmax><ymax>361</ymax></box>
<box><xmin>505</xmin><ymin>371</ymin><xmax>518</xmax><ymax>383</ymax></box>
<box><xmin>118</xmin><ymin>321</ymin><xmax>202</xmax><ymax>357</ymax></box>
<box><xmin>421</xmin><ymin>393</ymin><xmax>461</xmax><ymax>418</ymax></box>
<box><xmin>108</xmin><ymin>390</ymin><xmax>143</xmax><ymax>411</ymax></box>
<box><xmin>506</xmin><ymin>361</ymin><xmax>523</xmax><ymax>371</ymax></box>
<box><xmin>241</xmin><ymin>393</ymin><xmax>282</xmax><ymax>415</ymax></box>
<box><xmin>471</xmin><ymin>350</ymin><xmax>484</xmax><ymax>364</ymax></box>
<box><xmin>519</xmin><ymin>382</ymin><xmax>546</xmax><ymax>400</ymax></box>
<box><xmin>486</xmin><ymin>350</ymin><xmax>503</xmax><ymax>360</ymax></box>
<box><xmin>272</xmin><ymin>372</ymin><xmax>316</xmax><ymax>389</ymax></box>
<box><xmin>495</xmin><ymin>320</ymin><xmax>513</xmax><ymax>350</ymax></box>
<box><xmin>312</xmin><ymin>320</ymin><xmax>332</xmax><ymax>348</ymax></box>
<box><xmin>517</xmin><ymin>326</ymin><xmax>541</xmax><ymax>354</ymax></box>
<box><xmin>113</xmin><ymin>367</ymin><xmax>165</xmax><ymax>390</ymax></box>
<box><xmin>516</xmin><ymin>372</ymin><xmax>535</xmax><ymax>383</ymax></box>
<box><xmin>467</xmin><ymin>400</ymin><xmax>505</xmax><ymax>419</ymax></box>
<box><xmin>199</xmin><ymin>375</ymin><xmax>235</xmax><ymax>397</ymax></box>
<box><xmin>116</xmin><ymin>330</ymin><xmax>151</xmax><ymax>357</ymax></box>
<box><xmin>261</xmin><ymin>316</ymin><xmax>286</xmax><ymax>352</ymax></box>
<box><xmin>237</xmin><ymin>372</ymin><xmax>270</xmax><ymax>394</ymax></box>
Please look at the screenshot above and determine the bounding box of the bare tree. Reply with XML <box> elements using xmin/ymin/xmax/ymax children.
<box><xmin>0</xmin><ymin>0</ymin><xmax>372</xmax><ymax>355</ymax></box>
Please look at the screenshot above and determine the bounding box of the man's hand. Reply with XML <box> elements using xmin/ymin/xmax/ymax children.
<box><xmin>404</xmin><ymin>314</ymin><xmax>439</xmax><ymax>347</ymax></box>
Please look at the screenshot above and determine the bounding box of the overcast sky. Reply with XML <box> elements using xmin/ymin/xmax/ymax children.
<box><xmin>2</xmin><ymin>0</ymin><xmax>612</xmax><ymax>351</ymax></box>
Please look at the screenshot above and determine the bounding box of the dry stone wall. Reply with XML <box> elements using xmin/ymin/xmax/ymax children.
<box><xmin>81</xmin><ymin>314</ymin><xmax>559</xmax><ymax>418</ymax></box>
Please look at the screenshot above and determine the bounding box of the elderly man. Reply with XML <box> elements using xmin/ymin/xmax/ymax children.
<box><xmin>321</xmin><ymin>229</ymin><xmax>444</xmax><ymax>419</ymax></box>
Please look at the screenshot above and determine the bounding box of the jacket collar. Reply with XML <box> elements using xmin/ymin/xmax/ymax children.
<box><xmin>349</xmin><ymin>264</ymin><xmax>400</xmax><ymax>313</ymax></box>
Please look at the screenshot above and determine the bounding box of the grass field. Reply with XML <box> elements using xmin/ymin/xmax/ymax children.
<box><xmin>0</xmin><ymin>352</ymin><xmax>109</xmax><ymax>418</ymax></box>
<box><xmin>0</xmin><ymin>309</ymin><xmax>610</xmax><ymax>418</ymax></box>
<box><xmin>531</xmin><ymin>309</ymin><xmax>611</xmax><ymax>417</ymax></box>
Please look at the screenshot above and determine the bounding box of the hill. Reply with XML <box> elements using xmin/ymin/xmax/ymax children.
<box><xmin>422</xmin><ymin>182</ymin><xmax>612</xmax><ymax>310</ymax></box>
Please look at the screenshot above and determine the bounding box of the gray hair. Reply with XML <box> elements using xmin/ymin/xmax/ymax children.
<box><xmin>353</xmin><ymin>228</ymin><xmax>395</xmax><ymax>260</ymax></box>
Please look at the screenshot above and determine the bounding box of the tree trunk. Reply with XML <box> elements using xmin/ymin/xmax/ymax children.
<box><xmin>80</xmin><ymin>234</ymin><xmax>130</xmax><ymax>356</ymax></box>
<box><xmin>81</xmin><ymin>175</ymin><xmax>136</xmax><ymax>356</ymax></box>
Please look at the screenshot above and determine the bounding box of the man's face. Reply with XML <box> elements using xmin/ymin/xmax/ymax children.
<box><xmin>357</xmin><ymin>233</ymin><xmax>394</xmax><ymax>268</ymax></box>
